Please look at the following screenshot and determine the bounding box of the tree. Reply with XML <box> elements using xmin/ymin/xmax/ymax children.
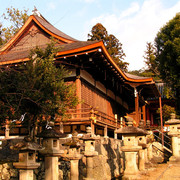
<box><xmin>157</xmin><ymin>104</ymin><xmax>176</xmax><ymax>122</ymax></box>
<box><xmin>0</xmin><ymin>41</ymin><xmax>78</xmax><ymax>138</ymax></box>
<box><xmin>155</xmin><ymin>13</ymin><xmax>180</xmax><ymax>113</ymax></box>
<box><xmin>0</xmin><ymin>7</ymin><xmax>29</xmax><ymax>46</ymax></box>
<box><xmin>88</xmin><ymin>23</ymin><xmax>128</xmax><ymax>71</ymax></box>
<box><xmin>143</xmin><ymin>42</ymin><xmax>160</xmax><ymax>78</ymax></box>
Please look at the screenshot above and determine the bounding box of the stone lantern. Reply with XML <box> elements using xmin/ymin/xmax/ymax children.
<box><xmin>38</xmin><ymin>128</ymin><xmax>67</xmax><ymax>180</ymax></box>
<box><xmin>138</xmin><ymin>119</ymin><xmax>149</xmax><ymax>169</ymax></box>
<box><xmin>115</xmin><ymin>117</ymin><xmax>146</xmax><ymax>179</ymax></box>
<box><xmin>62</xmin><ymin>131</ymin><xmax>83</xmax><ymax>180</ymax></box>
<box><xmin>165</xmin><ymin>113</ymin><xmax>180</xmax><ymax>162</ymax></box>
<box><xmin>80</xmin><ymin>126</ymin><xmax>99</xmax><ymax>180</ymax></box>
<box><xmin>13</xmin><ymin>136</ymin><xmax>42</xmax><ymax>180</ymax></box>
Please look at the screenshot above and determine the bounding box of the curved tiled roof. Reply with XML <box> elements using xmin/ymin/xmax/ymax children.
<box><xmin>0</xmin><ymin>41</ymin><xmax>98</xmax><ymax>64</ymax></box>
<box><xmin>34</xmin><ymin>15</ymin><xmax>78</xmax><ymax>42</ymax></box>
<box><xmin>124</xmin><ymin>72</ymin><xmax>151</xmax><ymax>80</ymax></box>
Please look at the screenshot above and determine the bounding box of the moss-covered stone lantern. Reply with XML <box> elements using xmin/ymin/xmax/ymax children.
<box><xmin>62</xmin><ymin>131</ymin><xmax>83</xmax><ymax>180</ymax></box>
<box><xmin>115</xmin><ymin>117</ymin><xmax>146</xmax><ymax>179</ymax></box>
<box><xmin>13</xmin><ymin>136</ymin><xmax>42</xmax><ymax>180</ymax></box>
<box><xmin>80</xmin><ymin>126</ymin><xmax>99</xmax><ymax>180</ymax></box>
<box><xmin>38</xmin><ymin>128</ymin><xmax>67</xmax><ymax>180</ymax></box>
<box><xmin>165</xmin><ymin>113</ymin><xmax>180</xmax><ymax>162</ymax></box>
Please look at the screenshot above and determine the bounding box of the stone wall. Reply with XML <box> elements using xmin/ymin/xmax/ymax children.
<box><xmin>0</xmin><ymin>163</ymin><xmax>18</xmax><ymax>180</ymax></box>
<box><xmin>92</xmin><ymin>137</ymin><xmax>123</xmax><ymax>180</ymax></box>
<box><xmin>57</xmin><ymin>137</ymin><xmax>123</xmax><ymax>180</ymax></box>
<box><xmin>0</xmin><ymin>137</ymin><xmax>123</xmax><ymax>180</ymax></box>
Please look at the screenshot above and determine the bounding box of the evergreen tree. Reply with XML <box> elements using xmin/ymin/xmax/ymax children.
<box><xmin>155</xmin><ymin>13</ymin><xmax>180</xmax><ymax>113</ymax></box>
<box><xmin>88</xmin><ymin>23</ymin><xmax>128</xmax><ymax>71</ymax></box>
<box><xmin>143</xmin><ymin>42</ymin><xmax>160</xmax><ymax>78</ymax></box>
<box><xmin>0</xmin><ymin>7</ymin><xmax>29</xmax><ymax>46</ymax></box>
<box><xmin>0</xmin><ymin>41</ymin><xmax>78</xmax><ymax>137</ymax></box>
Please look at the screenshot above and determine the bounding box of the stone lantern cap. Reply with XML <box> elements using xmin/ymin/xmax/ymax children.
<box><xmin>80</xmin><ymin>134</ymin><xmax>99</xmax><ymax>141</ymax></box>
<box><xmin>115</xmin><ymin>117</ymin><xmax>148</xmax><ymax>136</ymax></box>
<box><xmin>62</xmin><ymin>131</ymin><xmax>81</xmax><ymax>148</ymax></box>
<box><xmin>37</xmin><ymin>128</ymin><xmax>67</xmax><ymax>139</ymax></box>
<box><xmin>115</xmin><ymin>126</ymin><xmax>148</xmax><ymax>136</ymax></box>
<box><xmin>165</xmin><ymin>113</ymin><xmax>180</xmax><ymax>125</ymax></box>
<box><xmin>12</xmin><ymin>136</ymin><xmax>43</xmax><ymax>152</ymax></box>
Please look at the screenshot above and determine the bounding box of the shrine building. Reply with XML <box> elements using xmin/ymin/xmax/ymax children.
<box><xmin>0</xmin><ymin>10</ymin><xmax>161</xmax><ymax>138</ymax></box>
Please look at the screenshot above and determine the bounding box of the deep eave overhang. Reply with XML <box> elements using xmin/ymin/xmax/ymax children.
<box><xmin>56</xmin><ymin>41</ymin><xmax>156</xmax><ymax>84</ymax></box>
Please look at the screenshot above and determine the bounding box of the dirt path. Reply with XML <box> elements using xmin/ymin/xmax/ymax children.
<box><xmin>139</xmin><ymin>163</ymin><xmax>180</xmax><ymax>180</ymax></box>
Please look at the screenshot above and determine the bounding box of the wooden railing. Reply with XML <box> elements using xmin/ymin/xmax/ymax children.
<box><xmin>64</xmin><ymin>108</ymin><xmax>125</xmax><ymax>128</ymax></box>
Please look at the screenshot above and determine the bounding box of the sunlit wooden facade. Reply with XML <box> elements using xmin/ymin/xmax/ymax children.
<box><xmin>0</xmin><ymin>10</ymin><xmax>161</xmax><ymax>137</ymax></box>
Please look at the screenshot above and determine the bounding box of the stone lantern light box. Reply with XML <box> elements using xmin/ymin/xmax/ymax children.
<box><xmin>37</xmin><ymin>128</ymin><xmax>67</xmax><ymax>156</ymax></box>
<box><xmin>13</xmin><ymin>136</ymin><xmax>43</xmax><ymax>170</ymax></box>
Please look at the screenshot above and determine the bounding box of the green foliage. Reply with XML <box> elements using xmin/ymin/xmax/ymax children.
<box><xmin>88</xmin><ymin>23</ymin><xmax>129</xmax><ymax>71</ymax></box>
<box><xmin>157</xmin><ymin>104</ymin><xmax>176</xmax><ymax>122</ymax></box>
<box><xmin>0</xmin><ymin>7</ymin><xmax>29</xmax><ymax>46</ymax></box>
<box><xmin>128</xmin><ymin>69</ymin><xmax>160</xmax><ymax>80</ymax></box>
<box><xmin>155</xmin><ymin>13</ymin><xmax>180</xmax><ymax>113</ymax></box>
<box><xmin>0</xmin><ymin>41</ymin><xmax>78</xmax><ymax>131</ymax></box>
<box><xmin>143</xmin><ymin>42</ymin><xmax>160</xmax><ymax>78</ymax></box>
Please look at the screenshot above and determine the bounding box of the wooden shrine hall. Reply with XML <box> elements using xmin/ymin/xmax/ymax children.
<box><xmin>0</xmin><ymin>9</ymin><xmax>161</xmax><ymax>138</ymax></box>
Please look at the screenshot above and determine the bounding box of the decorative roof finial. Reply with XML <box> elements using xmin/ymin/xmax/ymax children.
<box><xmin>32</xmin><ymin>6</ymin><xmax>41</xmax><ymax>17</ymax></box>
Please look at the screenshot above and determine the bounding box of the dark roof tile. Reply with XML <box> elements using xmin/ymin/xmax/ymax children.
<box><xmin>34</xmin><ymin>15</ymin><xmax>78</xmax><ymax>42</ymax></box>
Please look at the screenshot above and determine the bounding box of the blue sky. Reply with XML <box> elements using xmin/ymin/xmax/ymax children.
<box><xmin>0</xmin><ymin>0</ymin><xmax>180</xmax><ymax>70</ymax></box>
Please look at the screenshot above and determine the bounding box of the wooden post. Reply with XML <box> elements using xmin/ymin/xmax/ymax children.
<box><xmin>104</xmin><ymin>125</ymin><xmax>107</xmax><ymax>137</ymax></box>
<box><xmin>75</xmin><ymin>76</ymin><xmax>81</xmax><ymax>110</ymax></box>
<box><xmin>75</xmin><ymin>69</ymin><xmax>81</xmax><ymax>120</ymax></box>
<box><xmin>5</xmin><ymin>124</ymin><xmax>10</xmax><ymax>139</ymax></box>
<box><xmin>142</xmin><ymin>105</ymin><xmax>146</xmax><ymax>124</ymax></box>
<box><xmin>159</xmin><ymin>96</ymin><xmax>164</xmax><ymax>145</ymax></box>
<box><xmin>59</xmin><ymin>122</ymin><xmax>64</xmax><ymax>134</ymax></box>
<box><xmin>134</xmin><ymin>88</ymin><xmax>139</xmax><ymax>126</ymax></box>
<box><xmin>146</xmin><ymin>107</ymin><xmax>150</xmax><ymax>122</ymax></box>
<box><xmin>91</xmin><ymin>120</ymin><xmax>95</xmax><ymax>135</ymax></box>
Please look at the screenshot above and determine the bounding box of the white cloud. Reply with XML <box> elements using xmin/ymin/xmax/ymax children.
<box><xmin>78</xmin><ymin>0</ymin><xmax>97</xmax><ymax>3</ymax></box>
<box><xmin>47</xmin><ymin>2</ymin><xmax>56</xmax><ymax>10</ymax></box>
<box><xmin>84</xmin><ymin>0</ymin><xmax>96</xmax><ymax>2</ymax></box>
<box><xmin>84</xmin><ymin>0</ymin><xmax>180</xmax><ymax>70</ymax></box>
<box><xmin>120</xmin><ymin>2</ymin><xmax>140</xmax><ymax>18</ymax></box>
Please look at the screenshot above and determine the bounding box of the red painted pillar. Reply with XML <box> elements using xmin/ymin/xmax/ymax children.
<box><xmin>142</xmin><ymin>105</ymin><xmax>146</xmax><ymax>124</ymax></box>
<box><xmin>135</xmin><ymin>88</ymin><xmax>139</xmax><ymax>126</ymax></box>
<box><xmin>159</xmin><ymin>96</ymin><xmax>164</xmax><ymax>145</ymax></box>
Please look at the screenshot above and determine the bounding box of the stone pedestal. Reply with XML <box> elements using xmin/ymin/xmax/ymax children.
<box><xmin>138</xmin><ymin>149</ymin><xmax>145</xmax><ymax>171</ymax></box>
<box><xmin>45</xmin><ymin>156</ymin><xmax>59</xmax><ymax>180</ymax></box>
<box><xmin>70</xmin><ymin>159</ymin><xmax>79</xmax><ymax>180</ymax></box>
<box><xmin>165</xmin><ymin>114</ymin><xmax>180</xmax><ymax>162</ymax></box>
<box><xmin>19</xmin><ymin>170</ymin><xmax>33</xmax><ymax>180</ymax></box>
<box><xmin>121</xmin><ymin>147</ymin><xmax>141</xmax><ymax>177</ymax></box>
<box><xmin>86</xmin><ymin>156</ymin><xmax>94</xmax><ymax>179</ymax></box>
